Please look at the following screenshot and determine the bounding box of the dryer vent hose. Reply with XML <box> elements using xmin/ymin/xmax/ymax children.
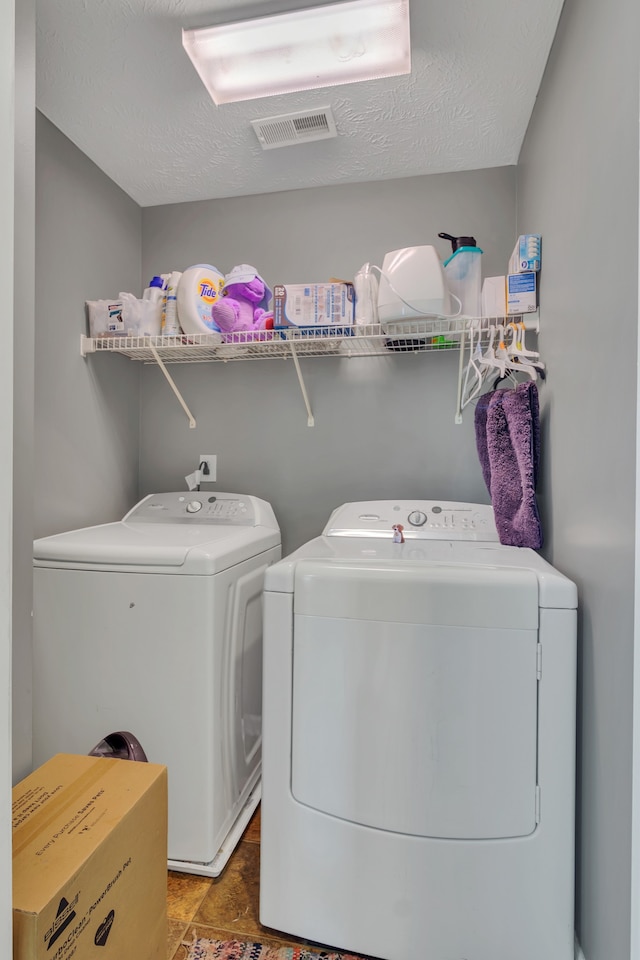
<box><xmin>88</xmin><ymin>731</ymin><xmax>148</xmax><ymax>762</ymax></box>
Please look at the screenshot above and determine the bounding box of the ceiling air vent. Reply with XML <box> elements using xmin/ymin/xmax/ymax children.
<box><xmin>251</xmin><ymin>107</ymin><xmax>337</xmax><ymax>150</ymax></box>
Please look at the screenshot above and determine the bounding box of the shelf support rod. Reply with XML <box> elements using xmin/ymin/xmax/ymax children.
<box><xmin>289</xmin><ymin>343</ymin><xmax>315</xmax><ymax>427</ymax></box>
<box><xmin>149</xmin><ymin>343</ymin><xmax>197</xmax><ymax>429</ymax></box>
<box><xmin>454</xmin><ymin>326</ymin><xmax>467</xmax><ymax>425</ymax></box>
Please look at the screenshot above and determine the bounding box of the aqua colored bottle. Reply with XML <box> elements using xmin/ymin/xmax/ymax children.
<box><xmin>438</xmin><ymin>232</ymin><xmax>483</xmax><ymax>318</ymax></box>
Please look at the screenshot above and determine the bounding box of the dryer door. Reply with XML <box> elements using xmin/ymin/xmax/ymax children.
<box><xmin>291</xmin><ymin>560</ymin><xmax>539</xmax><ymax>839</ymax></box>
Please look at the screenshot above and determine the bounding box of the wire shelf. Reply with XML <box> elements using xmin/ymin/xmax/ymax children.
<box><xmin>81</xmin><ymin>316</ymin><xmax>537</xmax><ymax>363</ymax></box>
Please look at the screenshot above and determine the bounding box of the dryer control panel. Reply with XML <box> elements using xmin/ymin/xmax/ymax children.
<box><xmin>324</xmin><ymin>500</ymin><xmax>500</xmax><ymax>541</ymax></box>
<box><xmin>124</xmin><ymin>492</ymin><xmax>259</xmax><ymax>525</ymax></box>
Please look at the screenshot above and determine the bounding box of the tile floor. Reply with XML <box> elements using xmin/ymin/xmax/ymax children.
<box><xmin>167</xmin><ymin>806</ymin><xmax>370</xmax><ymax>960</ymax></box>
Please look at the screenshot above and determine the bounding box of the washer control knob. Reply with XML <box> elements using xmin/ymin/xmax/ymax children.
<box><xmin>408</xmin><ymin>510</ymin><xmax>428</xmax><ymax>527</ymax></box>
<box><xmin>186</xmin><ymin>500</ymin><xmax>203</xmax><ymax>514</ymax></box>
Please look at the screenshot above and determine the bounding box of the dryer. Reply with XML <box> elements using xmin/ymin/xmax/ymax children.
<box><xmin>33</xmin><ymin>491</ymin><xmax>281</xmax><ymax>877</ymax></box>
<box><xmin>259</xmin><ymin>499</ymin><xmax>577</xmax><ymax>960</ymax></box>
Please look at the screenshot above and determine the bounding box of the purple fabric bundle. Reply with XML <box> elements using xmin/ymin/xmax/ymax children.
<box><xmin>474</xmin><ymin>381</ymin><xmax>542</xmax><ymax>549</ymax></box>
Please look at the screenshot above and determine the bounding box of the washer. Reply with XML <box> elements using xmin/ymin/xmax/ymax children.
<box><xmin>32</xmin><ymin>491</ymin><xmax>281</xmax><ymax>877</ymax></box>
<box><xmin>260</xmin><ymin>499</ymin><xmax>577</xmax><ymax>960</ymax></box>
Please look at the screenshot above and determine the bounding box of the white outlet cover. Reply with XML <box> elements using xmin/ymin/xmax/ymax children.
<box><xmin>198</xmin><ymin>454</ymin><xmax>217</xmax><ymax>482</ymax></box>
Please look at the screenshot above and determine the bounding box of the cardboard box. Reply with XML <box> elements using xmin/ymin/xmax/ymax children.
<box><xmin>13</xmin><ymin>754</ymin><xmax>167</xmax><ymax>960</ymax></box>
<box><xmin>481</xmin><ymin>276</ymin><xmax>506</xmax><ymax>317</ymax></box>
<box><xmin>273</xmin><ymin>283</ymin><xmax>355</xmax><ymax>329</ymax></box>
<box><xmin>508</xmin><ymin>234</ymin><xmax>542</xmax><ymax>274</ymax></box>
<box><xmin>506</xmin><ymin>272</ymin><xmax>538</xmax><ymax>315</ymax></box>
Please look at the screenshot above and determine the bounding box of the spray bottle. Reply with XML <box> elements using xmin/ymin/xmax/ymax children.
<box><xmin>162</xmin><ymin>271</ymin><xmax>183</xmax><ymax>335</ymax></box>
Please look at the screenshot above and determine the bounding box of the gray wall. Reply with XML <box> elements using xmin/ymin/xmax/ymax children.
<box><xmin>516</xmin><ymin>0</ymin><xmax>640</xmax><ymax>956</ymax></box>
<box><xmin>34</xmin><ymin>113</ymin><xmax>142</xmax><ymax>539</ymax></box>
<box><xmin>141</xmin><ymin>168</ymin><xmax>516</xmax><ymax>553</ymax></box>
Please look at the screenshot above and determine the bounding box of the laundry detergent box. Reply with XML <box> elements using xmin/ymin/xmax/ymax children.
<box><xmin>12</xmin><ymin>753</ymin><xmax>167</xmax><ymax>960</ymax></box>
<box><xmin>273</xmin><ymin>283</ymin><xmax>355</xmax><ymax>332</ymax></box>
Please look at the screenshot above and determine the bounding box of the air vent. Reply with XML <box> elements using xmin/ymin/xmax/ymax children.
<box><xmin>251</xmin><ymin>107</ymin><xmax>337</xmax><ymax>150</ymax></box>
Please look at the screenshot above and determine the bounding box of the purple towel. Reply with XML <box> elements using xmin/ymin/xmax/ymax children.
<box><xmin>474</xmin><ymin>382</ymin><xmax>542</xmax><ymax>549</ymax></box>
<box><xmin>474</xmin><ymin>388</ymin><xmax>494</xmax><ymax>493</ymax></box>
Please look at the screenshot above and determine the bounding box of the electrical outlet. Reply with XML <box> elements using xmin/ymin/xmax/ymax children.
<box><xmin>198</xmin><ymin>454</ymin><xmax>217</xmax><ymax>483</ymax></box>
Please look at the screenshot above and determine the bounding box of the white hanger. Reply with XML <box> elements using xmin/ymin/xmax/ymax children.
<box><xmin>507</xmin><ymin>320</ymin><xmax>545</xmax><ymax>379</ymax></box>
<box><xmin>482</xmin><ymin>323</ymin><xmax>536</xmax><ymax>385</ymax></box>
<box><xmin>460</xmin><ymin>321</ymin><xmax>486</xmax><ymax>410</ymax></box>
<box><xmin>477</xmin><ymin>325</ymin><xmax>500</xmax><ymax>376</ymax></box>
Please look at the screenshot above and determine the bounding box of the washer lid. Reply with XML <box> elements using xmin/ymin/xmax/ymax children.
<box><xmin>33</xmin><ymin>491</ymin><xmax>280</xmax><ymax>573</ymax></box>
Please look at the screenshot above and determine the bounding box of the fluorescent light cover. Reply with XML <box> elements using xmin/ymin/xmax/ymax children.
<box><xmin>182</xmin><ymin>0</ymin><xmax>411</xmax><ymax>105</ymax></box>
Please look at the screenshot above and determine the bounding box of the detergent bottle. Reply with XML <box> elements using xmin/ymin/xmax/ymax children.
<box><xmin>177</xmin><ymin>264</ymin><xmax>225</xmax><ymax>336</ymax></box>
<box><xmin>438</xmin><ymin>232</ymin><xmax>483</xmax><ymax>318</ymax></box>
<box><xmin>143</xmin><ymin>275</ymin><xmax>165</xmax><ymax>304</ymax></box>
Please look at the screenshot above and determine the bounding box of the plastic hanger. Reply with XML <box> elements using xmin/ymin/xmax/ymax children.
<box><xmin>460</xmin><ymin>321</ymin><xmax>486</xmax><ymax>410</ymax></box>
<box><xmin>506</xmin><ymin>322</ymin><xmax>545</xmax><ymax>378</ymax></box>
<box><xmin>486</xmin><ymin>324</ymin><xmax>536</xmax><ymax>386</ymax></box>
<box><xmin>507</xmin><ymin>321</ymin><xmax>539</xmax><ymax>361</ymax></box>
<box><xmin>477</xmin><ymin>325</ymin><xmax>499</xmax><ymax>375</ymax></box>
<box><xmin>494</xmin><ymin>325</ymin><xmax>510</xmax><ymax>379</ymax></box>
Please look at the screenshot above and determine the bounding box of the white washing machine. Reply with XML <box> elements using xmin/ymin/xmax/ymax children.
<box><xmin>33</xmin><ymin>491</ymin><xmax>281</xmax><ymax>877</ymax></box>
<box><xmin>260</xmin><ymin>499</ymin><xmax>577</xmax><ymax>960</ymax></box>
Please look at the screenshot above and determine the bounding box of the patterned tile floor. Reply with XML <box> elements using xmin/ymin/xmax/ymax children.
<box><xmin>167</xmin><ymin>806</ymin><xmax>370</xmax><ymax>960</ymax></box>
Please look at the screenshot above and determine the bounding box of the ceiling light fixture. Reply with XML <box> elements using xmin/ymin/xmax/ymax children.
<box><xmin>182</xmin><ymin>0</ymin><xmax>411</xmax><ymax>106</ymax></box>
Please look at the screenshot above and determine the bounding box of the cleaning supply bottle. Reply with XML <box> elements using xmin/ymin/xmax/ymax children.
<box><xmin>162</xmin><ymin>271</ymin><xmax>183</xmax><ymax>335</ymax></box>
<box><xmin>438</xmin><ymin>232</ymin><xmax>483</xmax><ymax>318</ymax></box>
<box><xmin>139</xmin><ymin>276</ymin><xmax>165</xmax><ymax>336</ymax></box>
<box><xmin>142</xmin><ymin>275</ymin><xmax>165</xmax><ymax>303</ymax></box>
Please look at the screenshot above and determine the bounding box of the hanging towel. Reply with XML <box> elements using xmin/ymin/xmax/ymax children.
<box><xmin>474</xmin><ymin>381</ymin><xmax>542</xmax><ymax>549</ymax></box>
<box><xmin>474</xmin><ymin>388</ymin><xmax>494</xmax><ymax>493</ymax></box>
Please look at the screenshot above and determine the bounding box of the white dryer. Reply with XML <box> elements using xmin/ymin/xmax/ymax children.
<box><xmin>33</xmin><ymin>491</ymin><xmax>281</xmax><ymax>877</ymax></box>
<box><xmin>260</xmin><ymin>499</ymin><xmax>577</xmax><ymax>960</ymax></box>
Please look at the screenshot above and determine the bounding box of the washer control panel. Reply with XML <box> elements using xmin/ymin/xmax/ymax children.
<box><xmin>124</xmin><ymin>492</ymin><xmax>256</xmax><ymax>524</ymax></box>
<box><xmin>324</xmin><ymin>500</ymin><xmax>500</xmax><ymax>541</ymax></box>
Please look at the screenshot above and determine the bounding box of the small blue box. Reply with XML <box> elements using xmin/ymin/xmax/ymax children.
<box><xmin>506</xmin><ymin>272</ymin><xmax>537</xmax><ymax>314</ymax></box>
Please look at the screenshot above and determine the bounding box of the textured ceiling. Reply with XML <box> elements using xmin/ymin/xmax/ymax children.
<box><xmin>35</xmin><ymin>0</ymin><xmax>565</xmax><ymax>207</ymax></box>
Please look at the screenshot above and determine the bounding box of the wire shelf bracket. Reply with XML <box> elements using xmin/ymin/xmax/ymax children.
<box><xmin>80</xmin><ymin>312</ymin><xmax>540</xmax><ymax>428</ymax></box>
<box><xmin>82</xmin><ymin>334</ymin><xmax>197</xmax><ymax>428</ymax></box>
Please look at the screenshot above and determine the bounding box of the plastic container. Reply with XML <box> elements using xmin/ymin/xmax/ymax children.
<box><xmin>143</xmin><ymin>275</ymin><xmax>165</xmax><ymax>304</ymax></box>
<box><xmin>162</xmin><ymin>271</ymin><xmax>183</xmax><ymax>335</ymax></box>
<box><xmin>137</xmin><ymin>299</ymin><xmax>162</xmax><ymax>336</ymax></box>
<box><xmin>86</xmin><ymin>299</ymin><xmax>124</xmax><ymax>337</ymax></box>
<box><xmin>377</xmin><ymin>246</ymin><xmax>452</xmax><ymax>323</ymax></box>
<box><xmin>138</xmin><ymin>277</ymin><xmax>165</xmax><ymax>335</ymax></box>
<box><xmin>119</xmin><ymin>292</ymin><xmax>162</xmax><ymax>337</ymax></box>
<box><xmin>438</xmin><ymin>233</ymin><xmax>483</xmax><ymax>318</ymax></box>
<box><xmin>353</xmin><ymin>262</ymin><xmax>379</xmax><ymax>328</ymax></box>
<box><xmin>177</xmin><ymin>264</ymin><xmax>225</xmax><ymax>336</ymax></box>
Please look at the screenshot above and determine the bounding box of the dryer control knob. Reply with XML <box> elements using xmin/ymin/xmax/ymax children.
<box><xmin>186</xmin><ymin>500</ymin><xmax>203</xmax><ymax>513</ymax></box>
<box><xmin>408</xmin><ymin>510</ymin><xmax>427</xmax><ymax>527</ymax></box>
